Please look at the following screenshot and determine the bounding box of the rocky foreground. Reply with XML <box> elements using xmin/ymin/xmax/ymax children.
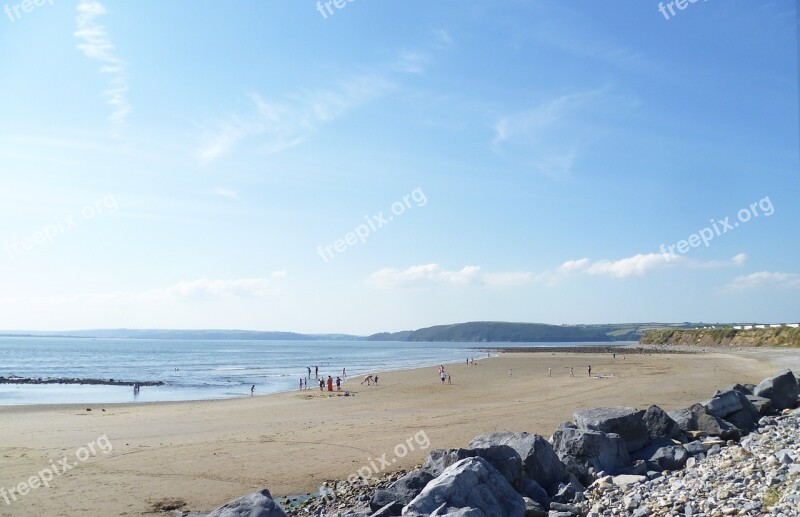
<box><xmin>203</xmin><ymin>369</ymin><xmax>800</xmax><ymax>517</ymax></box>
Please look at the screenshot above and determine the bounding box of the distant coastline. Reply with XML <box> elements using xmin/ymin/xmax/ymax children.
<box><xmin>0</xmin><ymin>321</ymin><xmax>722</xmax><ymax>343</ymax></box>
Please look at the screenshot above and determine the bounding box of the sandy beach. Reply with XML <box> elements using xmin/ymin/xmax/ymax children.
<box><xmin>0</xmin><ymin>348</ymin><xmax>791</xmax><ymax>516</ymax></box>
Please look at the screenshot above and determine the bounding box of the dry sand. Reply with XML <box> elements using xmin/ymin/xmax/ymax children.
<box><xmin>0</xmin><ymin>348</ymin><xmax>790</xmax><ymax>516</ymax></box>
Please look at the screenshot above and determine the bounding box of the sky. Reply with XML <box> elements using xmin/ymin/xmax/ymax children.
<box><xmin>0</xmin><ymin>0</ymin><xmax>798</xmax><ymax>334</ymax></box>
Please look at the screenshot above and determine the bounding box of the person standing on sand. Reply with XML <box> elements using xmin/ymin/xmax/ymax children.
<box><xmin>447</xmin><ymin>374</ymin><xmax>452</xmax><ymax>385</ymax></box>
<box><xmin>588</xmin><ymin>365</ymin><xmax>592</xmax><ymax>377</ymax></box>
<box><xmin>250</xmin><ymin>385</ymin><xmax>255</xmax><ymax>396</ymax></box>
<box><xmin>327</xmin><ymin>375</ymin><xmax>333</xmax><ymax>392</ymax></box>
<box><xmin>548</xmin><ymin>367</ymin><xmax>551</xmax><ymax>377</ymax></box>
<box><xmin>319</xmin><ymin>378</ymin><xmax>324</xmax><ymax>391</ymax></box>
<box><xmin>440</xmin><ymin>370</ymin><xmax>446</xmax><ymax>384</ymax></box>
<box><xmin>336</xmin><ymin>377</ymin><xmax>341</xmax><ymax>390</ymax></box>
<box><xmin>570</xmin><ymin>367</ymin><xmax>574</xmax><ymax>377</ymax></box>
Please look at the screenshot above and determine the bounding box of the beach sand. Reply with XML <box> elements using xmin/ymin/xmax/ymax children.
<box><xmin>0</xmin><ymin>348</ymin><xmax>789</xmax><ymax>516</ymax></box>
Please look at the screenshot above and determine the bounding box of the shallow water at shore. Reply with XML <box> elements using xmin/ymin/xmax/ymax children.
<box><xmin>0</xmin><ymin>337</ymin><xmax>630</xmax><ymax>405</ymax></box>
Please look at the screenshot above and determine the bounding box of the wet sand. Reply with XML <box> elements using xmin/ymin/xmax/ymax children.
<box><xmin>0</xmin><ymin>348</ymin><xmax>789</xmax><ymax>516</ymax></box>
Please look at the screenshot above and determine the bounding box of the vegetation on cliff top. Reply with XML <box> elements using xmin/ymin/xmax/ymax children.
<box><xmin>640</xmin><ymin>327</ymin><xmax>800</xmax><ymax>348</ymax></box>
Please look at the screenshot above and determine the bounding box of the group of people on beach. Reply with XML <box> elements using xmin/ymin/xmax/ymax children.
<box><xmin>299</xmin><ymin>366</ymin><xmax>350</xmax><ymax>392</ymax></box>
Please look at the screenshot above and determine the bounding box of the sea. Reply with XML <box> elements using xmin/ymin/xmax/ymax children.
<box><xmin>0</xmin><ymin>337</ymin><xmax>627</xmax><ymax>405</ymax></box>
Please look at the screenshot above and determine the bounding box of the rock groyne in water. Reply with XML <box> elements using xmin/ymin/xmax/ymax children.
<box><xmin>0</xmin><ymin>376</ymin><xmax>164</xmax><ymax>386</ymax></box>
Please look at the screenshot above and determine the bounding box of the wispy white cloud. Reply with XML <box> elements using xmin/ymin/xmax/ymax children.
<box><xmin>367</xmin><ymin>264</ymin><xmax>537</xmax><ymax>289</ymax></box>
<box><xmin>554</xmin><ymin>252</ymin><xmax>748</xmax><ymax>280</ymax></box>
<box><xmin>391</xmin><ymin>50</ymin><xmax>431</xmax><ymax>75</ymax></box>
<box><xmin>74</xmin><ymin>1</ymin><xmax>131</xmax><ymax>128</ymax></box>
<box><xmin>368</xmin><ymin>252</ymin><xmax>749</xmax><ymax>290</ymax></box>
<box><xmin>725</xmin><ymin>271</ymin><xmax>800</xmax><ymax>290</ymax></box>
<box><xmin>197</xmin><ymin>75</ymin><xmax>395</xmax><ymax>162</ymax></box>
<box><xmin>0</xmin><ymin>274</ymin><xmax>287</xmax><ymax>306</ymax></box>
<box><xmin>214</xmin><ymin>187</ymin><xmax>239</xmax><ymax>200</ymax></box>
<box><xmin>431</xmin><ymin>29</ymin><xmax>453</xmax><ymax>48</ymax></box>
<box><xmin>491</xmin><ymin>89</ymin><xmax>609</xmax><ymax>179</ymax></box>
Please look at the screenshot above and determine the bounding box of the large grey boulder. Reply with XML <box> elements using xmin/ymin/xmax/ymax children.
<box><xmin>551</xmin><ymin>427</ymin><xmax>630</xmax><ymax>474</ymax></box>
<box><xmin>668</xmin><ymin>404</ymin><xmax>740</xmax><ymax>440</ymax></box>
<box><xmin>370</xmin><ymin>468</ymin><xmax>435</xmax><ymax>514</ymax></box>
<box><xmin>703</xmin><ymin>389</ymin><xmax>747</xmax><ymax>418</ymax></box>
<box><xmin>402</xmin><ymin>457</ymin><xmax>525</xmax><ymax>517</ymax></box>
<box><xmin>747</xmin><ymin>394</ymin><xmax>772</xmax><ymax>415</ymax></box>
<box><xmin>632</xmin><ymin>438</ymin><xmax>688</xmax><ymax>471</ymax></box>
<box><xmin>574</xmin><ymin>407</ymin><xmax>649</xmax><ymax>453</ymax></box>
<box><xmin>727</xmin><ymin>383</ymin><xmax>755</xmax><ymax>395</ymax></box>
<box><xmin>207</xmin><ymin>489</ymin><xmax>288</xmax><ymax>517</ymax></box>
<box><xmin>703</xmin><ymin>388</ymin><xmax>760</xmax><ymax>431</ymax></box>
<box><xmin>755</xmin><ymin>370</ymin><xmax>799</xmax><ymax>411</ymax></box>
<box><xmin>469</xmin><ymin>432</ymin><xmax>567</xmax><ymax>494</ymax></box>
<box><xmin>422</xmin><ymin>446</ymin><xmax>523</xmax><ymax>490</ymax></box>
<box><xmin>642</xmin><ymin>405</ymin><xmax>683</xmax><ymax>441</ymax></box>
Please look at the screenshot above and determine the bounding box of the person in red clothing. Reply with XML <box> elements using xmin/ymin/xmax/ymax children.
<box><xmin>327</xmin><ymin>375</ymin><xmax>333</xmax><ymax>392</ymax></box>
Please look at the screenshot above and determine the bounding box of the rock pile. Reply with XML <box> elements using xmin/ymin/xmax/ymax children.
<box><xmin>205</xmin><ymin>369</ymin><xmax>800</xmax><ymax>517</ymax></box>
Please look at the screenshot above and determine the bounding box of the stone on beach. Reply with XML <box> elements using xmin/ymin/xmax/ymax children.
<box><xmin>551</xmin><ymin>427</ymin><xmax>630</xmax><ymax>474</ymax></box>
<box><xmin>402</xmin><ymin>457</ymin><xmax>525</xmax><ymax>517</ymax></box>
<box><xmin>207</xmin><ymin>488</ymin><xmax>288</xmax><ymax>517</ymax></box>
<box><xmin>668</xmin><ymin>403</ymin><xmax>740</xmax><ymax>440</ymax></box>
<box><xmin>702</xmin><ymin>388</ymin><xmax>761</xmax><ymax>431</ymax></box>
<box><xmin>573</xmin><ymin>407</ymin><xmax>650</xmax><ymax>453</ymax></box>
<box><xmin>422</xmin><ymin>445</ymin><xmax>524</xmax><ymax>489</ymax></box>
<box><xmin>754</xmin><ymin>369</ymin><xmax>799</xmax><ymax>411</ymax></box>
<box><xmin>369</xmin><ymin>469</ymin><xmax>435</xmax><ymax>514</ymax></box>
<box><xmin>641</xmin><ymin>405</ymin><xmax>683</xmax><ymax>441</ymax></box>
<box><xmin>468</xmin><ymin>432</ymin><xmax>567</xmax><ymax>494</ymax></box>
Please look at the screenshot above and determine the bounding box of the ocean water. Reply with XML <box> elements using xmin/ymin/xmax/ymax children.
<box><xmin>0</xmin><ymin>337</ymin><xmax>624</xmax><ymax>405</ymax></box>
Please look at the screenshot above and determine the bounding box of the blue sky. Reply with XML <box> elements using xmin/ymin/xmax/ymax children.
<box><xmin>0</xmin><ymin>0</ymin><xmax>797</xmax><ymax>334</ymax></box>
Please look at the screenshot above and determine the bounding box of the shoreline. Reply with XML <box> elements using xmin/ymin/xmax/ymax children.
<box><xmin>0</xmin><ymin>343</ymin><xmax>758</xmax><ymax>411</ymax></box>
<box><xmin>0</xmin><ymin>347</ymin><xmax>792</xmax><ymax>516</ymax></box>
<box><xmin>0</xmin><ymin>341</ymin><xmax>636</xmax><ymax>410</ymax></box>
